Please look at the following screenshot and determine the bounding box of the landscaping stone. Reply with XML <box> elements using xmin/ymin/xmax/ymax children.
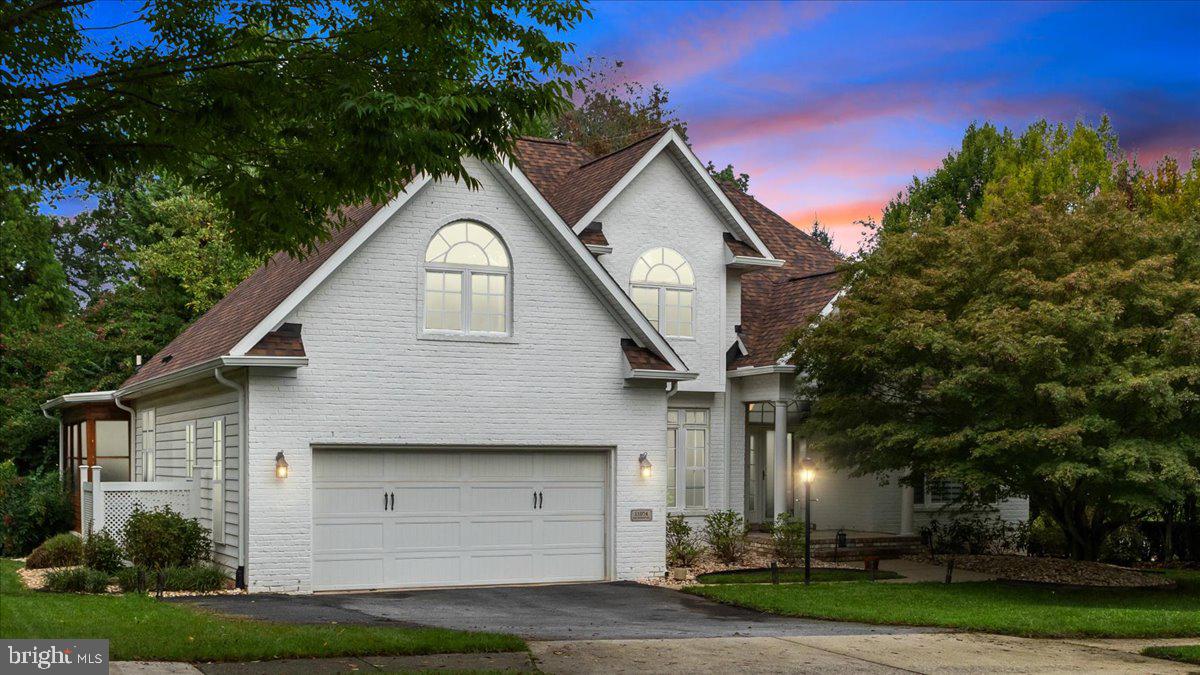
<box><xmin>904</xmin><ymin>553</ymin><xmax>1173</xmax><ymax>588</ymax></box>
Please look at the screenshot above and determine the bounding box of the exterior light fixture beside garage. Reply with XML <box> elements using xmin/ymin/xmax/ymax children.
<box><xmin>275</xmin><ymin>452</ymin><xmax>289</xmax><ymax>479</ymax></box>
<box><xmin>638</xmin><ymin>452</ymin><xmax>653</xmax><ymax>478</ymax></box>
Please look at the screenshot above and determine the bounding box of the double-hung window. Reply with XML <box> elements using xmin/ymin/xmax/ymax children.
<box><xmin>140</xmin><ymin>409</ymin><xmax>155</xmax><ymax>481</ymax></box>
<box><xmin>423</xmin><ymin>221</ymin><xmax>511</xmax><ymax>335</ymax></box>
<box><xmin>914</xmin><ymin>475</ymin><xmax>964</xmax><ymax>507</ymax></box>
<box><xmin>211</xmin><ymin>418</ymin><xmax>225</xmax><ymax>545</ymax></box>
<box><xmin>631</xmin><ymin>248</ymin><xmax>694</xmax><ymax>338</ymax></box>
<box><xmin>667</xmin><ymin>408</ymin><xmax>708</xmax><ymax>509</ymax></box>
<box><xmin>184</xmin><ymin>421</ymin><xmax>196</xmax><ymax>478</ymax></box>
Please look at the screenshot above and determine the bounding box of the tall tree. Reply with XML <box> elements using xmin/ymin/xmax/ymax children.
<box><xmin>808</xmin><ymin>219</ymin><xmax>834</xmax><ymax>250</ymax></box>
<box><xmin>0</xmin><ymin>169</ymin><xmax>73</xmax><ymax>333</ymax></box>
<box><xmin>2</xmin><ymin>0</ymin><xmax>586</xmax><ymax>257</ymax></box>
<box><xmin>788</xmin><ymin>120</ymin><xmax>1200</xmax><ymax>559</ymax></box>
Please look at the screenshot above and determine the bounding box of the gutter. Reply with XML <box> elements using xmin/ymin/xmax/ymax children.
<box><xmin>212</xmin><ymin>367</ymin><xmax>250</xmax><ymax>587</ymax></box>
<box><xmin>116</xmin><ymin>356</ymin><xmax>307</xmax><ymax>400</ymax></box>
<box><xmin>627</xmin><ymin>369</ymin><xmax>699</xmax><ymax>382</ymax></box>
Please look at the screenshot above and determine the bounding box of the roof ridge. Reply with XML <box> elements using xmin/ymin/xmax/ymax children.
<box><xmin>517</xmin><ymin>135</ymin><xmax>582</xmax><ymax>147</ymax></box>
<box><xmin>573</xmin><ymin>127</ymin><xmax>671</xmax><ymax>169</ymax></box>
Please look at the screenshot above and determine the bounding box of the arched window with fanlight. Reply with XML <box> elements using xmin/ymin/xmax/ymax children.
<box><xmin>630</xmin><ymin>247</ymin><xmax>694</xmax><ymax>338</ymax></box>
<box><xmin>423</xmin><ymin>221</ymin><xmax>511</xmax><ymax>335</ymax></box>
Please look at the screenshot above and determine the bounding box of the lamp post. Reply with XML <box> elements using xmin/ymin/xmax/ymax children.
<box><xmin>798</xmin><ymin>457</ymin><xmax>816</xmax><ymax>584</ymax></box>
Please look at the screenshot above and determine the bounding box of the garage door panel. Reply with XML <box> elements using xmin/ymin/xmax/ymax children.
<box><xmin>541</xmin><ymin>517</ymin><xmax>604</xmax><ymax>546</ymax></box>
<box><xmin>313</xmin><ymin>558</ymin><xmax>384</xmax><ymax>590</ymax></box>
<box><xmin>469</xmin><ymin>485</ymin><xmax>537</xmax><ymax>512</ymax></box>
<box><xmin>467</xmin><ymin>518</ymin><xmax>534</xmax><ymax>548</ymax></box>
<box><xmin>390</xmin><ymin>554</ymin><xmax>462</xmax><ymax>586</ymax></box>
<box><xmin>541</xmin><ymin>551</ymin><xmax>606</xmax><ymax>581</ymax></box>
<box><xmin>542</xmin><ymin>485</ymin><xmax>605</xmax><ymax>513</ymax></box>
<box><xmin>393</xmin><ymin>486</ymin><xmax>461</xmax><ymax>512</ymax></box>
<box><xmin>314</xmin><ymin>486</ymin><xmax>387</xmax><ymax>516</ymax></box>
<box><xmin>388</xmin><ymin>452</ymin><xmax>461</xmax><ymax>481</ymax></box>
<box><xmin>390</xmin><ymin>521</ymin><xmax>461</xmax><ymax>550</ymax></box>
<box><xmin>314</xmin><ymin>520</ymin><xmax>384</xmax><ymax>554</ymax></box>
<box><xmin>316</xmin><ymin>450</ymin><xmax>385</xmax><ymax>481</ymax></box>
<box><xmin>466</xmin><ymin>553</ymin><xmax>535</xmax><ymax>583</ymax></box>
<box><xmin>469</xmin><ymin>452</ymin><xmax>535</xmax><ymax>479</ymax></box>
<box><xmin>541</xmin><ymin>452</ymin><xmax>605</xmax><ymax>479</ymax></box>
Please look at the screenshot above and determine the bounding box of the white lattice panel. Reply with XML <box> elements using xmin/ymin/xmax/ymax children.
<box><xmin>100</xmin><ymin>485</ymin><xmax>194</xmax><ymax>545</ymax></box>
<box><xmin>80</xmin><ymin>483</ymin><xmax>93</xmax><ymax>535</ymax></box>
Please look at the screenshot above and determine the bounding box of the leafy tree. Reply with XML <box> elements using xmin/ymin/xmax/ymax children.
<box><xmin>0</xmin><ymin>170</ymin><xmax>73</xmax><ymax>333</ymax></box>
<box><xmin>2</xmin><ymin>0</ymin><xmax>586</xmax><ymax>257</ymax></box>
<box><xmin>707</xmin><ymin>162</ymin><xmax>750</xmax><ymax>193</ymax></box>
<box><xmin>809</xmin><ymin>219</ymin><xmax>834</xmax><ymax>250</ymax></box>
<box><xmin>789</xmin><ymin>120</ymin><xmax>1200</xmax><ymax>559</ymax></box>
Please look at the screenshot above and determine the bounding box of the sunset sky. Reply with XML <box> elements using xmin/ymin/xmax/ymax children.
<box><xmin>47</xmin><ymin>1</ymin><xmax>1200</xmax><ymax>251</ymax></box>
<box><xmin>568</xmin><ymin>1</ymin><xmax>1200</xmax><ymax>250</ymax></box>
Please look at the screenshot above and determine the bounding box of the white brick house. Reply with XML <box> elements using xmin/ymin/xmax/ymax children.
<box><xmin>46</xmin><ymin>128</ymin><xmax>1026</xmax><ymax>593</ymax></box>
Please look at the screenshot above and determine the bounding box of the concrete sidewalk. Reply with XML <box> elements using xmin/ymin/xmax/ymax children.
<box><xmin>110</xmin><ymin>634</ymin><xmax>1196</xmax><ymax>673</ymax></box>
<box><xmin>876</xmin><ymin>557</ymin><xmax>996</xmax><ymax>583</ymax></box>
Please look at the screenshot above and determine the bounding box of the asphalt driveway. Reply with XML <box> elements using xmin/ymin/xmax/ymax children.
<box><xmin>177</xmin><ymin>581</ymin><xmax>928</xmax><ymax>641</ymax></box>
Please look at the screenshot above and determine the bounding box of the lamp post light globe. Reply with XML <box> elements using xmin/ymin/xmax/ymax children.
<box><xmin>798</xmin><ymin>457</ymin><xmax>816</xmax><ymax>584</ymax></box>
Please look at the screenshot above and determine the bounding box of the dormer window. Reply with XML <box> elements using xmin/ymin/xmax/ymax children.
<box><xmin>631</xmin><ymin>247</ymin><xmax>694</xmax><ymax>338</ymax></box>
<box><xmin>423</xmin><ymin>222</ymin><xmax>511</xmax><ymax>335</ymax></box>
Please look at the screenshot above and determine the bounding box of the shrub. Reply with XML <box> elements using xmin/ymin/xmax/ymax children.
<box><xmin>666</xmin><ymin>514</ymin><xmax>702</xmax><ymax>567</ymax></box>
<box><xmin>0</xmin><ymin>460</ymin><xmax>74</xmax><ymax>556</ymax></box>
<box><xmin>1101</xmin><ymin>524</ymin><xmax>1153</xmax><ymax>565</ymax></box>
<box><xmin>83</xmin><ymin>530</ymin><xmax>125</xmax><ymax>575</ymax></box>
<box><xmin>772</xmin><ymin>513</ymin><xmax>807</xmax><ymax>566</ymax></box>
<box><xmin>122</xmin><ymin>507</ymin><xmax>211</xmax><ymax>572</ymax></box>
<box><xmin>703</xmin><ymin>510</ymin><xmax>747</xmax><ymax>564</ymax></box>
<box><xmin>44</xmin><ymin>567</ymin><xmax>111</xmax><ymax>593</ymax></box>
<box><xmin>117</xmin><ymin>565</ymin><xmax>228</xmax><ymax>593</ymax></box>
<box><xmin>1025</xmin><ymin>514</ymin><xmax>1068</xmax><ymax>557</ymax></box>
<box><xmin>922</xmin><ymin>515</ymin><xmax>1024</xmax><ymax>556</ymax></box>
<box><xmin>25</xmin><ymin>533</ymin><xmax>83</xmax><ymax>569</ymax></box>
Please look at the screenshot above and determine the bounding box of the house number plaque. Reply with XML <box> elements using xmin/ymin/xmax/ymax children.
<box><xmin>630</xmin><ymin>508</ymin><xmax>653</xmax><ymax>522</ymax></box>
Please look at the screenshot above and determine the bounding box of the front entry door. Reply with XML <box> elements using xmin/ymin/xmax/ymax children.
<box><xmin>746</xmin><ymin>429</ymin><xmax>768</xmax><ymax>524</ymax></box>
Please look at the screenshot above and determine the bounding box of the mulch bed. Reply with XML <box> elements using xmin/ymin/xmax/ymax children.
<box><xmin>906</xmin><ymin>553</ymin><xmax>1173</xmax><ymax>588</ymax></box>
<box><xmin>15</xmin><ymin>561</ymin><xmax>244</xmax><ymax>596</ymax></box>
<box><xmin>641</xmin><ymin>550</ymin><xmax>854</xmax><ymax>590</ymax></box>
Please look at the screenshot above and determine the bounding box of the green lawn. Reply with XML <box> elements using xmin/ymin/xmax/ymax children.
<box><xmin>697</xmin><ymin>567</ymin><xmax>902</xmax><ymax>584</ymax></box>
<box><xmin>687</xmin><ymin>570</ymin><xmax>1200</xmax><ymax>638</ymax></box>
<box><xmin>0</xmin><ymin>560</ymin><xmax>524</xmax><ymax>662</ymax></box>
<box><xmin>1143</xmin><ymin>645</ymin><xmax>1200</xmax><ymax>665</ymax></box>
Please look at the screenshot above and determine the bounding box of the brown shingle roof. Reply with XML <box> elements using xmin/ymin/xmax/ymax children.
<box><xmin>723</xmin><ymin>232</ymin><xmax>762</xmax><ymax>258</ymax></box>
<box><xmin>721</xmin><ymin>185</ymin><xmax>844</xmax><ymax>368</ymax></box>
<box><xmin>621</xmin><ymin>339</ymin><xmax>673</xmax><ymax>371</ymax></box>
<box><xmin>579</xmin><ymin>222</ymin><xmax>609</xmax><ymax>247</ymax></box>
<box><xmin>121</xmin><ymin>202</ymin><xmax>382</xmax><ymax>388</ymax></box>
<box><xmin>246</xmin><ymin>323</ymin><xmax>306</xmax><ymax>357</ymax></box>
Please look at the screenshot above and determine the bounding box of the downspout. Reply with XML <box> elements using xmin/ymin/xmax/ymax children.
<box><xmin>112</xmin><ymin>393</ymin><xmax>135</xmax><ymax>479</ymax></box>
<box><xmin>213</xmin><ymin>367</ymin><xmax>249</xmax><ymax>588</ymax></box>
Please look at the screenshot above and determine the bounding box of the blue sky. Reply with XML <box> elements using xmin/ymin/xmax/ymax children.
<box><xmin>49</xmin><ymin>1</ymin><xmax>1200</xmax><ymax>249</ymax></box>
<box><xmin>570</xmin><ymin>1</ymin><xmax>1200</xmax><ymax>248</ymax></box>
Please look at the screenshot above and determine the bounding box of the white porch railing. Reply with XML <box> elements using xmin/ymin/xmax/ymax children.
<box><xmin>79</xmin><ymin>466</ymin><xmax>200</xmax><ymax>544</ymax></box>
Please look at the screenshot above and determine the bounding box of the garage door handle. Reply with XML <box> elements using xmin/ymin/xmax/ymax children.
<box><xmin>533</xmin><ymin>491</ymin><xmax>537</xmax><ymax>509</ymax></box>
<box><xmin>384</xmin><ymin>492</ymin><xmax>388</xmax><ymax>511</ymax></box>
<box><xmin>537</xmin><ymin>491</ymin><xmax>543</xmax><ymax>509</ymax></box>
<box><xmin>389</xmin><ymin>492</ymin><xmax>394</xmax><ymax>511</ymax></box>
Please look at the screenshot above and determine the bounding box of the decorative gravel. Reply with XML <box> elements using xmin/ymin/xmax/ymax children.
<box><xmin>641</xmin><ymin>550</ymin><xmax>853</xmax><ymax>590</ymax></box>
<box><xmin>907</xmin><ymin>554</ymin><xmax>1173</xmax><ymax>588</ymax></box>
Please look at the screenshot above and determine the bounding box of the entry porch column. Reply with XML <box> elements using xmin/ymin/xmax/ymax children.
<box><xmin>772</xmin><ymin>399</ymin><xmax>788</xmax><ymax>521</ymax></box>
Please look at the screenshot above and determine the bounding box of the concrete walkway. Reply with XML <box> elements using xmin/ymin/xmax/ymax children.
<box><xmin>110</xmin><ymin>635</ymin><xmax>1196</xmax><ymax>674</ymax></box>
<box><xmin>876</xmin><ymin>557</ymin><xmax>996</xmax><ymax>583</ymax></box>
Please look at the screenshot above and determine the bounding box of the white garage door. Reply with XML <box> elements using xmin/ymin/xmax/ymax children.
<box><xmin>312</xmin><ymin>449</ymin><xmax>608</xmax><ymax>591</ymax></box>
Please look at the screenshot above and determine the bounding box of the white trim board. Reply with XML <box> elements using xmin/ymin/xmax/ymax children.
<box><xmin>570</xmin><ymin>129</ymin><xmax>776</xmax><ymax>261</ymax></box>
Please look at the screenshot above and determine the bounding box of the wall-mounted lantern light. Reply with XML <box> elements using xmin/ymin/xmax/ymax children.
<box><xmin>638</xmin><ymin>452</ymin><xmax>653</xmax><ymax>479</ymax></box>
<box><xmin>275</xmin><ymin>452</ymin><xmax>289</xmax><ymax>479</ymax></box>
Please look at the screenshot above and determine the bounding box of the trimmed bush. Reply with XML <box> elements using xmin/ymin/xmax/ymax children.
<box><xmin>117</xmin><ymin>565</ymin><xmax>228</xmax><ymax>594</ymax></box>
<box><xmin>772</xmin><ymin>513</ymin><xmax>807</xmax><ymax>566</ymax></box>
<box><xmin>25</xmin><ymin>533</ymin><xmax>83</xmax><ymax>569</ymax></box>
<box><xmin>83</xmin><ymin>530</ymin><xmax>125</xmax><ymax>575</ymax></box>
<box><xmin>703</xmin><ymin>510</ymin><xmax>747</xmax><ymax>564</ymax></box>
<box><xmin>922</xmin><ymin>516</ymin><xmax>1025</xmax><ymax>556</ymax></box>
<box><xmin>666</xmin><ymin>514</ymin><xmax>702</xmax><ymax>567</ymax></box>
<box><xmin>0</xmin><ymin>460</ymin><xmax>74</xmax><ymax>556</ymax></box>
<box><xmin>122</xmin><ymin>507</ymin><xmax>211</xmax><ymax>571</ymax></box>
<box><xmin>44</xmin><ymin>567</ymin><xmax>111</xmax><ymax>593</ymax></box>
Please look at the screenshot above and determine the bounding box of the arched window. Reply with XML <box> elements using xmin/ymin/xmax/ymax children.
<box><xmin>630</xmin><ymin>247</ymin><xmax>694</xmax><ymax>338</ymax></box>
<box><xmin>423</xmin><ymin>221</ymin><xmax>511</xmax><ymax>334</ymax></box>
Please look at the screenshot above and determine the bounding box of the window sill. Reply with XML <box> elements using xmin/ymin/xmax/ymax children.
<box><xmin>418</xmin><ymin>331</ymin><xmax>517</xmax><ymax>345</ymax></box>
<box><xmin>914</xmin><ymin>504</ymin><xmax>962</xmax><ymax>512</ymax></box>
<box><xmin>667</xmin><ymin>508</ymin><xmax>711</xmax><ymax>516</ymax></box>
